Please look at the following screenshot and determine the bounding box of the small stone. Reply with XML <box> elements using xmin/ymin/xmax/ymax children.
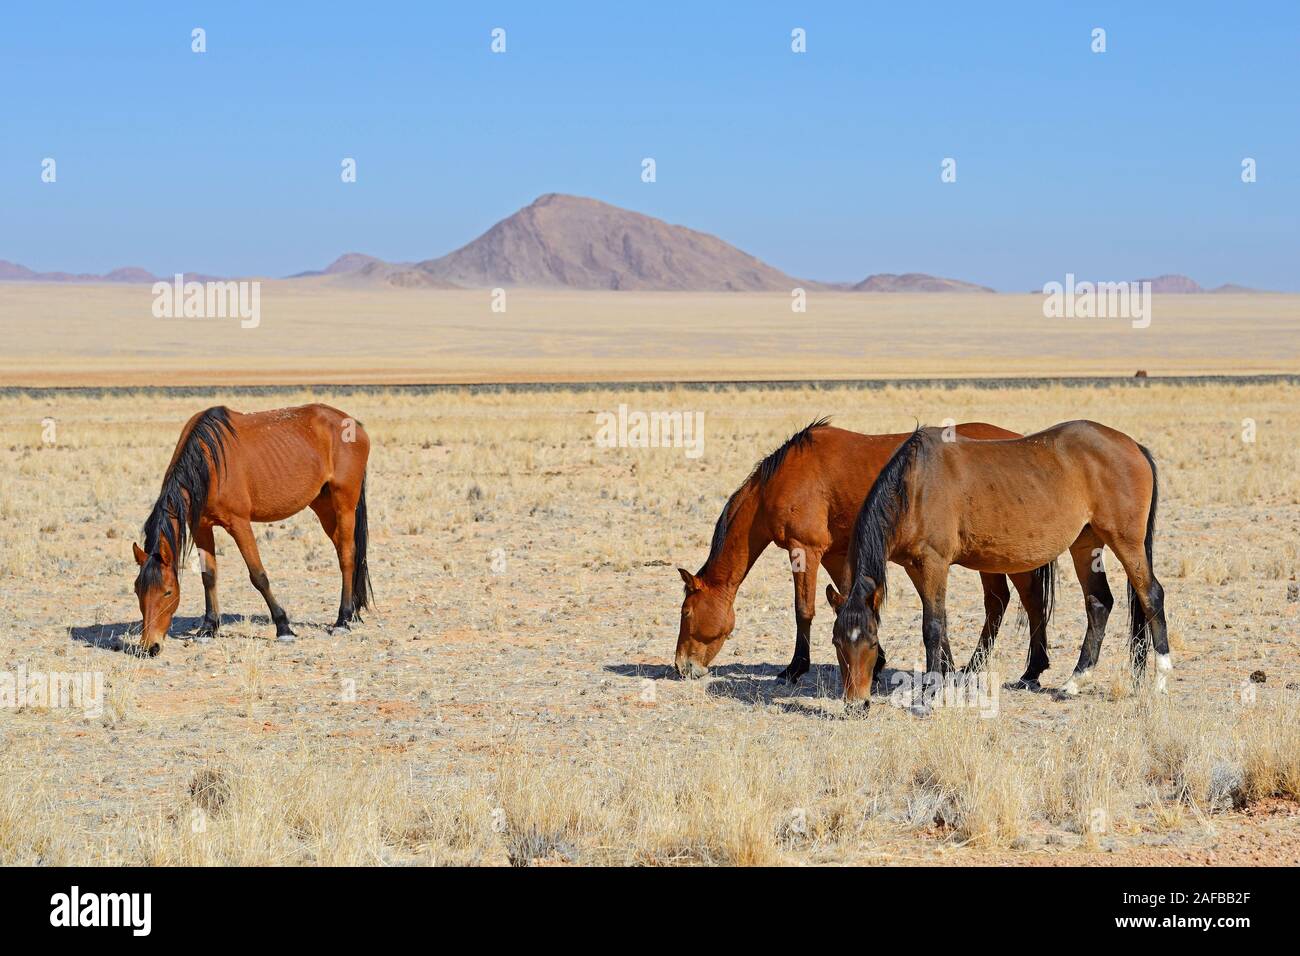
<box><xmin>1250</xmin><ymin>670</ymin><xmax>1267</xmax><ymax>684</ymax></box>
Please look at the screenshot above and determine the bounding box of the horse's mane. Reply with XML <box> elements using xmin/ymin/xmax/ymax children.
<box><xmin>842</xmin><ymin>426</ymin><xmax>932</xmax><ymax>624</ymax></box>
<box><xmin>137</xmin><ymin>407</ymin><xmax>234</xmax><ymax>587</ymax></box>
<box><xmin>702</xmin><ymin>417</ymin><xmax>832</xmax><ymax>573</ymax></box>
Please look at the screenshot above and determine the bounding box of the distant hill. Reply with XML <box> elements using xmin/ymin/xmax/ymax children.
<box><xmin>288</xmin><ymin>252</ymin><xmax>386</xmax><ymax>279</ymax></box>
<box><xmin>1137</xmin><ymin>274</ymin><xmax>1203</xmax><ymax>294</ymax></box>
<box><xmin>1135</xmin><ymin>274</ymin><xmax>1270</xmax><ymax>293</ymax></box>
<box><xmin>1206</xmin><ymin>282</ymin><xmax>1268</xmax><ymax>294</ymax></box>
<box><xmin>0</xmin><ymin>259</ymin><xmax>159</xmax><ymax>283</ymax></box>
<box><xmin>390</xmin><ymin>193</ymin><xmax>801</xmax><ymax>291</ymax></box>
<box><xmin>6</xmin><ymin>209</ymin><xmax>1282</xmax><ymax>294</ymax></box>
<box><xmin>852</xmin><ymin>272</ymin><xmax>995</xmax><ymax>293</ymax></box>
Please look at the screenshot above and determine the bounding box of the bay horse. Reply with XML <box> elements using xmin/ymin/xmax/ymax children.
<box><xmin>675</xmin><ymin>419</ymin><xmax>1062</xmax><ymax>682</ymax></box>
<box><xmin>131</xmin><ymin>404</ymin><xmax>372</xmax><ymax>656</ymax></box>
<box><xmin>828</xmin><ymin>421</ymin><xmax>1168</xmax><ymax>708</ymax></box>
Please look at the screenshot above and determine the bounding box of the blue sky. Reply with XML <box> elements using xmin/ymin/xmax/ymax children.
<box><xmin>2</xmin><ymin>1</ymin><xmax>1296</xmax><ymax>289</ymax></box>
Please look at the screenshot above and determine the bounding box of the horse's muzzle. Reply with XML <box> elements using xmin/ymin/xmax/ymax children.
<box><xmin>844</xmin><ymin>696</ymin><xmax>871</xmax><ymax>717</ymax></box>
<box><xmin>675</xmin><ymin>657</ymin><xmax>709</xmax><ymax>680</ymax></box>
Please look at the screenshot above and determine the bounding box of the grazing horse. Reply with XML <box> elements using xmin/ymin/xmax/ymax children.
<box><xmin>674</xmin><ymin>419</ymin><xmax>1060</xmax><ymax>682</ymax></box>
<box><xmin>131</xmin><ymin>404</ymin><xmax>372</xmax><ymax>655</ymax></box>
<box><xmin>828</xmin><ymin>421</ymin><xmax>1168</xmax><ymax>708</ymax></box>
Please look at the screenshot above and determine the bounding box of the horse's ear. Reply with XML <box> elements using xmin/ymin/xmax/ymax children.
<box><xmin>678</xmin><ymin>568</ymin><xmax>703</xmax><ymax>593</ymax></box>
<box><xmin>866</xmin><ymin>578</ymin><xmax>885</xmax><ymax>612</ymax></box>
<box><xmin>157</xmin><ymin>535</ymin><xmax>174</xmax><ymax>567</ymax></box>
<box><xmin>132</xmin><ymin>542</ymin><xmax>147</xmax><ymax>566</ymax></box>
<box><xmin>825</xmin><ymin>583</ymin><xmax>845</xmax><ymax>610</ymax></box>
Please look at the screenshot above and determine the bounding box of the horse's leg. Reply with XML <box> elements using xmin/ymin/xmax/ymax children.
<box><xmin>777</xmin><ymin>541</ymin><xmax>823</xmax><ymax>684</ymax></box>
<box><xmin>228</xmin><ymin>519</ymin><xmax>296</xmax><ymax>642</ymax></box>
<box><xmin>906</xmin><ymin>561</ymin><xmax>952</xmax><ymax>676</ymax></box>
<box><xmin>330</xmin><ymin>488</ymin><xmax>358</xmax><ymax>629</ymax></box>
<box><xmin>964</xmin><ymin>572</ymin><xmax>1010</xmax><ymax>673</ymax></box>
<box><xmin>1102</xmin><ymin>532</ymin><xmax>1170</xmax><ymax>691</ymax></box>
<box><xmin>310</xmin><ymin>489</ymin><xmax>357</xmax><ymax>632</ymax></box>
<box><xmin>1006</xmin><ymin>570</ymin><xmax>1049</xmax><ymax>690</ymax></box>
<box><xmin>1059</xmin><ymin>531</ymin><xmax>1115</xmax><ymax>696</ymax></box>
<box><xmin>195</xmin><ymin>522</ymin><xmax>220</xmax><ymax>642</ymax></box>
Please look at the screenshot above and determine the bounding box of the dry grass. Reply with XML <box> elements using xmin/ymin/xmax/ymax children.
<box><xmin>0</xmin><ymin>379</ymin><xmax>1297</xmax><ymax>864</ymax></box>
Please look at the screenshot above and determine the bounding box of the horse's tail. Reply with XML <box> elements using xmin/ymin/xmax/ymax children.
<box><xmin>1031</xmin><ymin>560</ymin><xmax>1056</xmax><ymax>625</ymax></box>
<box><xmin>1128</xmin><ymin>444</ymin><xmax>1160</xmax><ymax>657</ymax></box>
<box><xmin>352</xmin><ymin>474</ymin><xmax>373</xmax><ymax>615</ymax></box>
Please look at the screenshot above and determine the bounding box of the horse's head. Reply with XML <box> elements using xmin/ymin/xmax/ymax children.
<box><xmin>827</xmin><ymin>579</ymin><xmax>883</xmax><ymax>709</ymax></box>
<box><xmin>674</xmin><ymin>568</ymin><xmax>734</xmax><ymax>679</ymax></box>
<box><xmin>132</xmin><ymin>538</ymin><xmax>179</xmax><ymax>656</ymax></box>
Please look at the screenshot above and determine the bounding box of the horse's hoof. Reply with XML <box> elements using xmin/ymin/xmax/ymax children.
<box><xmin>195</xmin><ymin>633</ymin><xmax>214</xmax><ymax>645</ymax></box>
<box><xmin>1004</xmin><ymin>678</ymin><xmax>1042</xmax><ymax>693</ymax></box>
<box><xmin>775</xmin><ymin>666</ymin><xmax>806</xmax><ymax>685</ymax></box>
<box><xmin>330</xmin><ymin>620</ymin><xmax>352</xmax><ymax>634</ymax></box>
<box><xmin>276</xmin><ymin>630</ymin><xmax>297</xmax><ymax>644</ymax></box>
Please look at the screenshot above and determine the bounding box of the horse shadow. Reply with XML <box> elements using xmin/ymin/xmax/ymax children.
<box><xmin>709</xmin><ymin>665</ymin><xmax>926</xmax><ymax>718</ymax></box>
<box><xmin>603</xmin><ymin>662</ymin><xmax>678</xmax><ymax>681</ymax></box>
<box><xmin>603</xmin><ymin>660</ymin><xmax>816</xmax><ymax>686</ymax></box>
<box><xmin>68</xmin><ymin>613</ymin><xmax>269</xmax><ymax>652</ymax></box>
<box><xmin>606</xmin><ymin>659</ymin><xmax>917</xmax><ymax>718</ymax></box>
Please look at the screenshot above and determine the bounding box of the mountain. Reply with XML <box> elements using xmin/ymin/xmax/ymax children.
<box><xmin>0</xmin><ymin>261</ymin><xmax>37</xmax><ymax>280</ymax></box>
<box><xmin>394</xmin><ymin>193</ymin><xmax>801</xmax><ymax>291</ymax></box>
<box><xmin>1137</xmin><ymin>274</ymin><xmax>1202</xmax><ymax>294</ymax></box>
<box><xmin>0</xmin><ymin>259</ymin><xmax>159</xmax><ymax>283</ymax></box>
<box><xmin>1207</xmin><ymin>283</ymin><xmax>1267</xmax><ymax>294</ymax></box>
<box><xmin>288</xmin><ymin>252</ymin><xmax>387</xmax><ymax>278</ymax></box>
<box><xmin>852</xmin><ymin>272</ymin><xmax>995</xmax><ymax>293</ymax></box>
<box><xmin>8</xmin><ymin>208</ymin><xmax>1280</xmax><ymax>293</ymax></box>
<box><xmin>1134</xmin><ymin>275</ymin><xmax>1271</xmax><ymax>293</ymax></box>
<box><xmin>103</xmin><ymin>267</ymin><xmax>158</xmax><ymax>283</ymax></box>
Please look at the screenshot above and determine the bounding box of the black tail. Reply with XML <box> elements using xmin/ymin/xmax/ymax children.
<box><xmin>352</xmin><ymin>475</ymin><xmax>373</xmax><ymax>615</ymax></box>
<box><xmin>1017</xmin><ymin>560</ymin><xmax>1057</xmax><ymax>672</ymax></box>
<box><xmin>1128</xmin><ymin>444</ymin><xmax>1159</xmax><ymax>655</ymax></box>
<box><xmin>1031</xmin><ymin>561</ymin><xmax>1056</xmax><ymax>625</ymax></box>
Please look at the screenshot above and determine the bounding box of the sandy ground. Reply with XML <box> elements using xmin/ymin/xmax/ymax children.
<box><xmin>0</xmin><ymin>380</ymin><xmax>1297</xmax><ymax>865</ymax></box>
<box><xmin>0</xmin><ymin>283</ymin><xmax>1297</xmax><ymax>386</ymax></box>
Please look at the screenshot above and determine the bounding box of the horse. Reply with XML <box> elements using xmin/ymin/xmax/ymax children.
<box><xmin>675</xmin><ymin>418</ymin><xmax>1063</xmax><ymax>682</ymax></box>
<box><xmin>131</xmin><ymin>404</ymin><xmax>373</xmax><ymax>656</ymax></box>
<box><xmin>827</xmin><ymin>421</ymin><xmax>1168</xmax><ymax>708</ymax></box>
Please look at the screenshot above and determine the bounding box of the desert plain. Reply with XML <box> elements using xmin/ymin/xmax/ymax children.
<box><xmin>0</xmin><ymin>286</ymin><xmax>1298</xmax><ymax>865</ymax></box>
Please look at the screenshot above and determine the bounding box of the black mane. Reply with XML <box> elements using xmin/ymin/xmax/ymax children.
<box><xmin>842</xmin><ymin>427</ymin><xmax>932</xmax><ymax>623</ymax></box>
<box><xmin>137</xmin><ymin>407</ymin><xmax>234</xmax><ymax>587</ymax></box>
<box><xmin>702</xmin><ymin>417</ymin><xmax>832</xmax><ymax>572</ymax></box>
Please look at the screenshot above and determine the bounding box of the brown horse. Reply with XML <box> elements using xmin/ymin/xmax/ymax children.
<box><xmin>828</xmin><ymin>421</ymin><xmax>1168</xmax><ymax>708</ymax></box>
<box><xmin>674</xmin><ymin>419</ymin><xmax>1060</xmax><ymax>682</ymax></box>
<box><xmin>132</xmin><ymin>404</ymin><xmax>372</xmax><ymax>655</ymax></box>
